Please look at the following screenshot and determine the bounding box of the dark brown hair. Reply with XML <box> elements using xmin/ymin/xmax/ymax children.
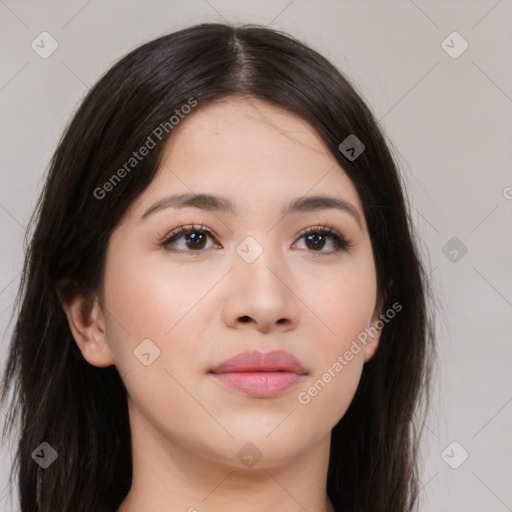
<box><xmin>1</xmin><ymin>22</ymin><xmax>435</xmax><ymax>512</ymax></box>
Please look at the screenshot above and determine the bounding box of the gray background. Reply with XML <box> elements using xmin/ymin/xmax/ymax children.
<box><xmin>1</xmin><ymin>1</ymin><xmax>511</xmax><ymax>511</ymax></box>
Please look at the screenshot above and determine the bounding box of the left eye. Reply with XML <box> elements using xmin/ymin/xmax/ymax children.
<box><xmin>292</xmin><ymin>226</ymin><xmax>350</xmax><ymax>255</ymax></box>
<box><xmin>160</xmin><ymin>224</ymin><xmax>350</xmax><ymax>255</ymax></box>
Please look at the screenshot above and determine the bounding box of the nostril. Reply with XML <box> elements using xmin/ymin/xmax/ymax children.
<box><xmin>240</xmin><ymin>316</ymin><xmax>251</xmax><ymax>323</ymax></box>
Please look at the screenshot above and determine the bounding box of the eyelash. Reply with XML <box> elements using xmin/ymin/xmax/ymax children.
<box><xmin>159</xmin><ymin>223</ymin><xmax>351</xmax><ymax>257</ymax></box>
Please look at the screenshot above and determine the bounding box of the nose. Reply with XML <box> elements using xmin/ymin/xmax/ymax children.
<box><xmin>221</xmin><ymin>245</ymin><xmax>300</xmax><ymax>334</ymax></box>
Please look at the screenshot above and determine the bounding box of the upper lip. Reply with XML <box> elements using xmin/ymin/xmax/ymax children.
<box><xmin>209</xmin><ymin>350</ymin><xmax>307</xmax><ymax>375</ymax></box>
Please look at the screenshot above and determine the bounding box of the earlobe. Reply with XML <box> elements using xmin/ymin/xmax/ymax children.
<box><xmin>363</xmin><ymin>304</ymin><xmax>384</xmax><ymax>363</ymax></box>
<box><xmin>57</xmin><ymin>280</ymin><xmax>115</xmax><ymax>368</ymax></box>
<box><xmin>363</xmin><ymin>321</ymin><xmax>381</xmax><ymax>362</ymax></box>
<box><xmin>363</xmin><ymin>280</ymin><xmax>393</xmax><ymax>363</ymax></box>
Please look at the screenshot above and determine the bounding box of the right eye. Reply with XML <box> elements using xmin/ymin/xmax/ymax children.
<box><xmin>160</xmin><ymin>224</ymin><xmax>221</xmax><ymax>253</ymax></box>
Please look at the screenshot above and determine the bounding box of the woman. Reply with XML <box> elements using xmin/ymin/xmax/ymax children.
<box><xmin>0</xmin><ymin>22</ymin><xmax>435</xmax><ymax>512</ymax></box>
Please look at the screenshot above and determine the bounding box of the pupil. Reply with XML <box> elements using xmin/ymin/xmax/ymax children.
<box><xmin>307</xmin><ymin>233</ymin><xmax>325</xmax><ymax>250</ymax></box>
<box><xmin>187</xmin><ymin>232</ymin><xmax>205</xmax><ymax>249</ymax></box>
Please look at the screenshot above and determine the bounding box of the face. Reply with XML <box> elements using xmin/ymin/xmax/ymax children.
<box><xmin>86</xmin><ymin>97</ymin><xmax>382</xmax><ymax>469</ymax></box>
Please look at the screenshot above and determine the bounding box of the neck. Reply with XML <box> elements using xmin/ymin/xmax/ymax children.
<box><xmin>117</xmin><ymin>401</ymin><xmax>335</xmax><ymax>512</ymax></box>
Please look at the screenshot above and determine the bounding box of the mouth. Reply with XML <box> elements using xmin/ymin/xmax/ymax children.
<box><xmin>208</xmin><ymin>350</ymin><xmax>307</xmax><ymax>398</ymax></box>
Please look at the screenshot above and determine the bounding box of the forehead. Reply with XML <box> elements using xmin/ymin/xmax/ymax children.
<box><xmin>130</xmin><ymin>96</ymin><xmax>365</xmax><ymax>223</ymax></box>
<box><xmin>169</xmin><ymin>96</ymin><xmax>329</xmax><ymax>163</ymax></box>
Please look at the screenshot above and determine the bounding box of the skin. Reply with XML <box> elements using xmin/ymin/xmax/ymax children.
<box><xmin>60</xmin><ymin>96</ymin><xmax>383</xmax><ymax>512</ymax></box>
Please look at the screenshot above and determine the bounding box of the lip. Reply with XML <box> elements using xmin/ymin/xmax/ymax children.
<box><xmin>209</xmin><ymin>350</ymin><xmax>307</xmax><ymax>398</ymax></box>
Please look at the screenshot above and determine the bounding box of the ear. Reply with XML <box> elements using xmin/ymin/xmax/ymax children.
<box><xmin>363</xmin><ymin>308</ymin><xmax>382</xmax><ymax>362</ymax></box>
<box><xmin>363</xmin><ymin>289</ymin><xmax>388</xmax><ymax>363</ymax></box>
<box><xmin>57</xmin><ymin>280</ymin><xmax>115</xmax><ymax>368</ymax></box>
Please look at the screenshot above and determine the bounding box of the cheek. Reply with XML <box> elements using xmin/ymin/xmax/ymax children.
<box><xmin>294</xmin><ymin>266</ymin><xmax>376</xmax><ymax>428</ymax></box>
<box><xmin>103</xmin><ymin>261</ymin><xmax>168</xmax><ymax>337</ymax></box>
<box><xmin>308</xmin><ymin>254</ymin><xmax>378</xmax><ymax>350</ymax></box>
<box><xmin>100</xmin><ymin>240</ymin><xmax>178</xmax><ymax>360</ymax></box>
<box><xmin>101</xmin><ymin>240</ymin><xmax>218</xmax><ymax>375</ymax></box>
<box><xmin>290</xmin><ymin>253</ymin><xmax>377</xmax><ymax>427</ymax></box>
<box><xmin>329</xmin><ymin>279</ymin><xmax>376</xmax><ymax>344</ymax></box>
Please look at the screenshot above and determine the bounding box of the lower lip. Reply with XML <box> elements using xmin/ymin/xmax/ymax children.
<box><xmin>210</xmin><ymin>372</ymin><xmax>304</xmax><ymax>398</ymax></box>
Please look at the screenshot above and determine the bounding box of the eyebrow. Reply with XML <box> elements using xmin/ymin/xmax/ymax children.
<box><xmin>140</xmin><ymin>193</ymin><xmax>363</xmax><ymax>229</ymax></box>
